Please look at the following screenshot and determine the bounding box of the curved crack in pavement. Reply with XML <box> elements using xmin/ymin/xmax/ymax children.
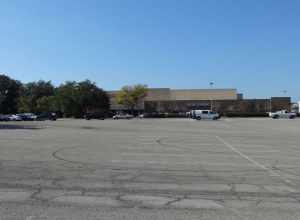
<box><xmin>165</xmin><ymin>197</ymin><xmax>183</xmax><ymax>206</ymax></box>
<box><xmin>30</xmin><ymin>185</ymin><xmax>47</xmax><ymax>202</ymax></box>
<box><xmin>52</xmin><ymin>146</ymin><xmax>95</xmax><ymax>172</ymax></box>
<box><xmin>156</xmin><ymin>137</ymin><xmax>190</xmax><ymax>152</ymax></box>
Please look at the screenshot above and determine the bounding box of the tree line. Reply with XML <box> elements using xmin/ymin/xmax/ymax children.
<box><xmin>0</xmin><ymin>74</ymin><xmax>109</xmax><ymax>118</ymax></box>
<box><xmin>0</xmin><ymin>74</ymin><xmax>148</xmax><ymax>117</ymax></box>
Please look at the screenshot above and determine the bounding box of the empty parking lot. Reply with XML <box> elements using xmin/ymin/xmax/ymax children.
<box><xmin>0</xmin><ymin>118</ymin><xmax>300</xmax><ymax>220</ymax></box>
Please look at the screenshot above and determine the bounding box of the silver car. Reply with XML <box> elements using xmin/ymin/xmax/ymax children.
<box><xmin>8</xmin><ymin>114</ymin><xmax>22</xmax><ymax>121</ymax></box>
<box><xmin>113</xmin><ymin>114</ymin><xmax>134</xmax><ymax>120</ymax></box>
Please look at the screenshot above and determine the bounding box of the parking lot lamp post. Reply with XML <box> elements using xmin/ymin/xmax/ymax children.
<box><xmin>282</xmin><ymin>90</ymin><xmax>289</xmax><ymax>111</ymax></box>
<box><xmin>209</xmin><ymin>82</ymin><xmax>214</xmax><ymax>111</ymax></box>
<box><xmin>282</xmin><ymin>90</ymin><xmax>287</xmax><ymax>96</ymax></box>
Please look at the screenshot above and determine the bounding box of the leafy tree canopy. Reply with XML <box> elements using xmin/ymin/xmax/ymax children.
<box><xmin>56</xmin><ymin>80</ymin><xmax>109</xmax><ymax>118</ymax></box>
<box><xmin>0</xmin><ymin>75</ymin><xmax>110</xmax><ymax>118</ymax></box>
<box><xmin>116</xmin><ymin>84</ymin><xmax>148</xmax><ymax>111</ymax></box>
<box><xmin>19</xmin><ymin>80</ymin><xmax>55</xmax><ymax>113</ymax></box>
<box><xmin>0</xmin><ymin>74</ymin><xmax>22</xmax><ymax>114</ymax></box>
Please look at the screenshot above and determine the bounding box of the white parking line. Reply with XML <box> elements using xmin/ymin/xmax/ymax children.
<box><xmin>215</xmin><ymin>136</ymin><xmax>295</xmax><ymax>186</ymax></box>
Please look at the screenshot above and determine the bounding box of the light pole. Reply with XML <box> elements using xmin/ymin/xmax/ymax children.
<box><xmin>269</xmin><ymin>90</ymin><xmax>288</xmax><ymax>113</ymax></box>
<box><xmin>209</xmin><ymin>82</ymin><xmax>214</xmax><ymax>111</ymax></box>
<box><xmin>282</xmin><ymin>90</ymin><xmax>287</xmax><ymax>96</ymax></box>
<box><xmin>282</xmin><ymin>90</ymin><xmax>289</xmax><ymax>111</ymax></box>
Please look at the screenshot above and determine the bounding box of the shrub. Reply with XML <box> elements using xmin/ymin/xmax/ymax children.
<box><xmin>143</xmin><ymin>113</ymin><xmax>166</xmax><ymax>118</ymax></box>
<box><xmin>165</xmin><ymin>112</ymin><xmax>187</xmax><ymax>118</ymax></box>
<box><xmin>143</xmin><ymin>112</ymin><xmax>187</xmax><ymax>118</ymax></box>
<box><xmin>223</xmin><ymin>112</ymin><xmax>268</xmax><ymax>117</ymax></box>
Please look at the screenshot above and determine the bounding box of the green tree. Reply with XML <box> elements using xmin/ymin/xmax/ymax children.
<box><xmin>55</xmin><ymin>81</ymin><xmax>80</xmax><ymax>117</ymax></box>
<box><xmin>56</xmin><ymin>80</ymin><xmax>109</xmax><ymax>118</ymax></box>
<box><xmin>0</xmin><ymin>74</ymin><xmax>22</xmax><ymax>114</ymax></box>
<box><xmin>116</xmin><ymin>84</ymin><xmax>148</xmax><ymax>113</ymax></box>
<box><xmin>18</xmin><ymin>80</ymin><xmax>55</xmax><ymax>113</ymax></box>
<box><xmin>36</xmin><ymin>96</ymin><xmax>58</xmax><ymax>113</ymax></box>
<box><xmin>18</xmin><ymin>96</ymin><xmax>31</xmax><ymax>113</ymax></box>
<box><xmin>77</xmin><ymin>80</ymin><xmax>110</xmax><ymax>114</ymax></box>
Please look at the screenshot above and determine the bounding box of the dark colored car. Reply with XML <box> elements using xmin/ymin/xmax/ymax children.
<box><xmin>36</xmin><ymin>112</ymin><xmax>57</xmax><ymax>121</ymax></box>
<box><xmin>17</xmin><ymin>113</ymin><xmax>37</xmax><ymax>121</ymax></box>
<box><xmin>0</xmin><ymin>115</ymin><xmax>10</xmax><ymax>121</ymax></box>
<box><xmin>84</xmin><ymin>112</ymin><xmax>106</xmax><ymax>120</ymax></box>
<box><xmin>112</xmin><ymin>114</ymin><xmax>134</xmax><ymax>120</ymax></box>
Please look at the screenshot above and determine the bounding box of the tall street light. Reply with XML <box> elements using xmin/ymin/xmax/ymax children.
<box><xmin>209</xmin><ymin>82</ymin><xmax>214</xmax><ymax>111</ymax></box>
<box><xmin>282</xmin><ymin>90</ymin><xmax>289</xmax><ymax>111</ymax></box>
<box><xmin>269</xmin><ymin>90</ymin><xmax>288</xmax><ymax>113</ymax></box>
<box><xmin>282</xmin><ymin>90</ymin><xmax>287</xmax><ymax>96</ymax></box>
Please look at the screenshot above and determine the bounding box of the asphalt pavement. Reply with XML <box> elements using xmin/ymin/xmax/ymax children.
<box><xmin>0</xmin><ymin>118</ymin><xmax>300</xmax><ymax>220</ymax></box>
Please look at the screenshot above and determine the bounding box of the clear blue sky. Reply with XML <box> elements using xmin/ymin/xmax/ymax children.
<box><xmin>1</xmin><ymin>0</ymin><xmax>299</xmax><ymax>101</ymax></box>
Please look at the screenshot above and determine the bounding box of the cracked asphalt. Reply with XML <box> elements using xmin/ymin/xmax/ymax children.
<box><xmin>0</xmin><ymin>118</ymin><xmax>300</xmax><ymax>219</ymax></box>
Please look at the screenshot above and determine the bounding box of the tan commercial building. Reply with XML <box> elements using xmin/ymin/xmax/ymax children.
<box><xmin>109</xmin><ymin>88</ymin><xmax>290</xmax><ymax>114</ymax></box>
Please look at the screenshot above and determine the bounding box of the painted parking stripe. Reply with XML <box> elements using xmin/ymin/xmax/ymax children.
<box><xmin>216</xmin><ymin>136</ymin><xmax>295</xmax><ymax>186</ymax></box>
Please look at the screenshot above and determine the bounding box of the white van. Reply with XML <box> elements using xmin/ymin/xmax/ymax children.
<box><xmin>269</xmin><ymin>110</ymin><xmax>296</xmax><ymax>119</ymax></box>
<box><xmin>190</xmin><ymin>110</ymin><xmax>220</xmax><ymax>120</ymax></box>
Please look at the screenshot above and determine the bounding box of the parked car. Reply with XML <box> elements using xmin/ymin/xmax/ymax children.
<box><xmin>0</xmin><ymin>114</ymin><xmax>10</xmax><ymax>121</ymax></box>
<box><xmin>190</xmin><ymin>110</ymin><xmax>220</xmax><ymax>120</ymax></box>
<box><xmin>113</xmin><ymin>114</ymin><xmax>134</xmax><ymax>120</ymax></box>
<box><xmin>36</xmin><ymin>112</ymin><xmax>57</xmax><ymax>121</ymax></box>
<box><xmin>17</xmin><ymin>113</ymin><xmax>37</xmax><ymax>121</ymax></box>
<box><xmin>8</xmin><ymin>114</ymin><xmax>22</xmax><ymax>121</ymax></box>
<box><xmin>269</xmin><ymin>110</ymin><xmax>297</xmax><ymax>119</ymax></box>
<box><xmin>84</xmin><ymin>112</ymin><xmax>105</xmax><ymax>120</ymax></box>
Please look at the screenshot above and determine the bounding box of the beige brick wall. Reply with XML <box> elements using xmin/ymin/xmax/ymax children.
<box><xmin>144</xmin><ymin>88</ymin><xmax>171</xmax><ymax>101</ymax></box>
<box><xmin>108</xmin><ymin>91</ymin><xmax>124</xmax><ymax>110</ymax></box>
<box><xmin>170</xmin><ymin>89</ymin><xmax>237</xmax><ymax>101</ymax></box>
<box><xmin>108</xmin><ymin>88</ymin><xmax>238</xmax><ymax>110</ymax></box>
<box><xmin>144</xmin><ymin>98</ymin><xmax>291</xmax><ymax>113</ymax></box>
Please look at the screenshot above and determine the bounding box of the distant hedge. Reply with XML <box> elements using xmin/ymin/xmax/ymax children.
<box><xmin>222</xmin><ymin>112</ymin><xmax>269</xmax><ymax>117</ymax></box>
<box><xmin>143</xmin><ymin>113</ymin><xmax>186</xmax><ymax>118</ymax></box>
<box><xmin>143</xmin><ymin>112</ymin><xmax>270</xmax><ymax>118</ymax></box>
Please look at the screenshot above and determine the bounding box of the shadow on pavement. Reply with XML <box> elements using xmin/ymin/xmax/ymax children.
<box><xmin>0</xmin><ymin>124</ymin><xmax>43</xmax><ymax>130</ymax></box>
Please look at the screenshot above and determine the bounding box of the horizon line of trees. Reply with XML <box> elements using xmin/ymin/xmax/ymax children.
<box><xmin>0</xmin><ymin>74</ymin><xmax>110</xmax><ymax>118</ymax></box>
